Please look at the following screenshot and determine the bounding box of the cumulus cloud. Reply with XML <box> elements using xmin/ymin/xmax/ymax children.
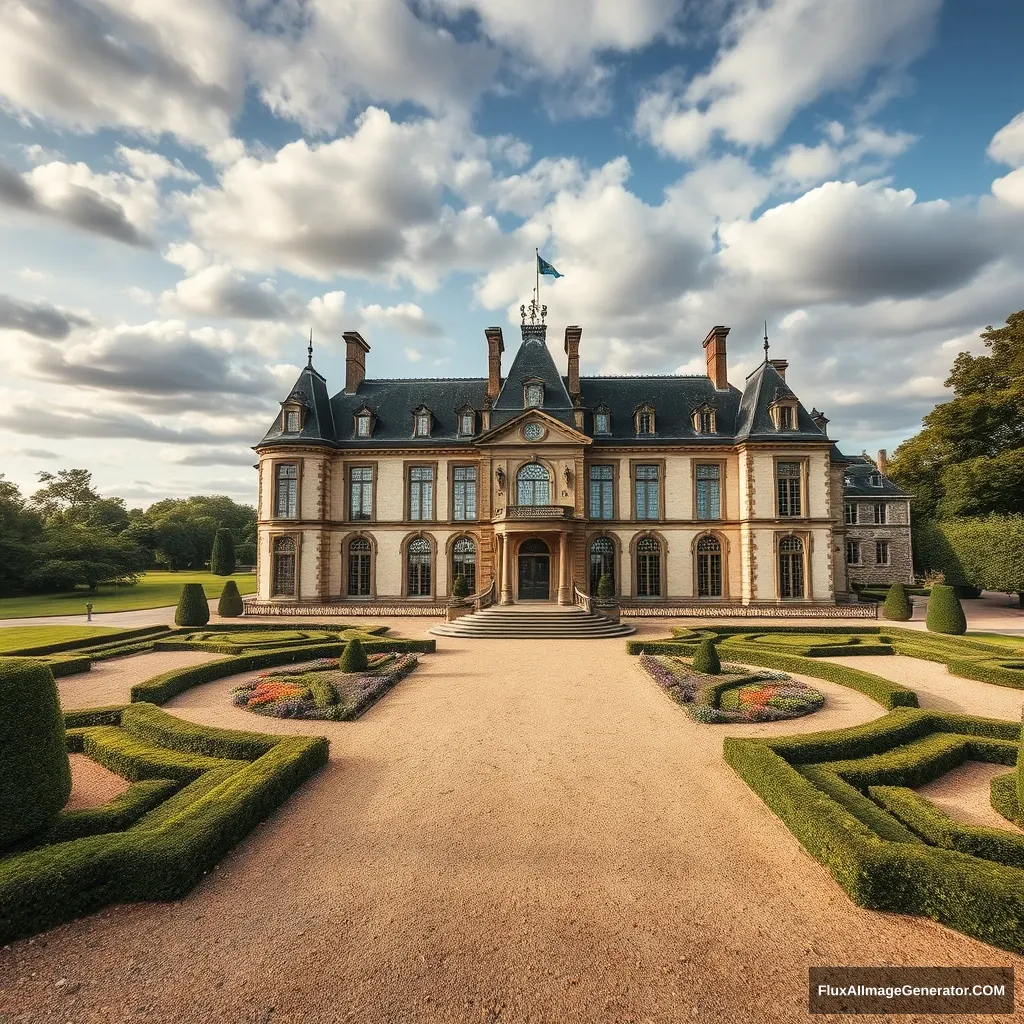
<box><xmin>635</xmin><ymin>0</ymin><xmax>939</xmax><ymax>158</ymax></box>
<box><xmin>161</xmin><ymin>265</ymin><xmax>295</xmax><ymax>320</ymax></box>
<box><xmin>0</xmin><ymin>293</ymin><xmax>90</xmax><ymax>339</ymax></box>
<box><xmin>358</xmin><ymin>303</ymin><xmax>443</xmax><ymax>337</ymax></box>
<box><xmin>988</xmin><ymin>111</ymin><xmax>1024</xmax><ymax>168</ymax></box>
<box><xmin>166</xmin><ymin>447</ymin><xmax>256</xmax><ymax>467</ymax></box>
<box><xmin>115</xmin><ymin>146</ymin><xmax>199</xmax><ymax>182</ymax></box>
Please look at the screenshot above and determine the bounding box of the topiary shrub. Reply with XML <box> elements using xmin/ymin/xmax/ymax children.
<box><xmin>338</xmin><ymin>637</ymin><xmax>368</xmax><ymax>673</ymax></box>
<box><xmin>926</xmin><ymin>584</ymin><xmax>967</xmax><ymax>635</ymax></box>
<box><xmin>882</xmin><ymin>582</ymin><xmax>913</xmax><ymax>622</ymax></box>
<box><xmin>209</xmin><ymin>528</ymin><xmax>236</xmax><ymax>576</ymax></box>
<box><xmin>175</xmin><ymin>583</ymin><xmax>210</xmax><ymax>627</ymax></box>
<box><xmin>0</xmin><ymin>658</ymin><xmax>72</xmax><ymax>852</ymax></box>
<box><xmin>451</xmin><ymin>574</ymin><xmax>470</xmax><ymax>601</ymax></box>
<box><xmin>691</xmin><ymin>639</ymin><xmax>721</xmax><ymax>675</ymax></box>
<box><xmin>217</xmin><ymin>580</ymin><xmax>244</xmax><ymax>618</ymax></box>
<box><xmin>597</xmin><ymin>573</ymin><xmax>615</xmax><ymax>601</ymax></box>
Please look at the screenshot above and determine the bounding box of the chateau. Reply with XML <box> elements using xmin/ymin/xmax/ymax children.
<box><xmin>252</xmin><ymin>311</ymin><xmax>910</xmax><ymax>613</ymax></box>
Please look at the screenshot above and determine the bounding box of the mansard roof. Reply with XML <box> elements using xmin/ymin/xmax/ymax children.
<box><xmin>734</xmin><ymin>360</ymin><xmax>829</xmax><ymax>441</ymax></box>
<box><xmin>843</xmin><ymin>456</ymin><xmax>911</xmax><ymax>497</ymax></box>
<box><xmin>258</xmin><ymin>361</ymin><xmax>335</xmax><ymax>447</ymax></box>
<box><xmin>494</xmin><ymin>330</ymin><xmax>573</xmax><ymax>412</ymax></box>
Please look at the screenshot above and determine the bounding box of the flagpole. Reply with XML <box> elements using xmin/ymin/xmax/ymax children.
<box><xmin>535</xmin><ymin>247</ymin><xmax>539</xmax><ymax>310</ymax></box>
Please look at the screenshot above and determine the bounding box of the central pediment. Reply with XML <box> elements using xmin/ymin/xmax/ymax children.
<box><xmin>474</xmin><ymin>409</ymin><xmax>591</xmax><ymax>447</ymax></box>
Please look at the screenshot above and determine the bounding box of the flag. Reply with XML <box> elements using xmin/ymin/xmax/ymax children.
<box><xmin>537</xmin><ymin>254</ymin><xmax>563</xmax><ymax>278</ymax></box>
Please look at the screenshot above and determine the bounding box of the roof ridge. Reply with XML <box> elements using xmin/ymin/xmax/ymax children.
<box><xmin>358</xmin><ymin>377</ymin><xmax>487</xmax><ymax>383</ymax></box>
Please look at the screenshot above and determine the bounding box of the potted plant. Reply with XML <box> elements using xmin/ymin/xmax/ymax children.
<box><xmin>593</xmin><ymin>573</ymin><xmax>620</xmax><ymax>623</ymax></box>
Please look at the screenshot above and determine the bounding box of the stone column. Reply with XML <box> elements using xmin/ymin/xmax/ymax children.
<box><xmin>500</xmin><ymin>533</ymin><xmax>514</xmax><ymax>604</ymax></box>
<box><xmin>558</xmin><ymin>531</ymin><xmax>571</xmax><ymax>605</ymax></box>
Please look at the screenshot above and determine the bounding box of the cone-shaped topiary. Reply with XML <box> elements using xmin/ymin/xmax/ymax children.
<box><xmin>691</xmin><ymin>638</ymin><xmax>721</xmax><ymax>675</ymax></box>
<box><xmin>338</xmin><ymin>637</ymin><xmax>368</xmax><ymax>673</ymax></box>
<box><xmin>451</xmin><ymin>574</ymin><xmax>470</xmax><ymax>600</ymax></box>
<box><xmin>217</xmin><ymin>579</ymin><xmax>244</xmax><ymax>617</ymax></box>
<box><xmin>175</xmin><ymin>582</ymin><xmax>210</xmax><ymax>626</ymax></box>
<box><xmin>0</xmin><ymin>658</ymin><xmax>72</xmax><ymax>852</ymax></box>
<box><xmin>882</xmin><ymin>581</ymin><xmax>913</xmax><ymax>621</ymax></box>
<box><xmin>925</xmin><ymin>583</ymin><xmax>967</xmax><ymax>635</ymax></box>
<box><xmin>210</xmin><ymin>528</ymin><xmax>236</xmax><ymax>576</ymax></box>
<box><xmin>597</xmin><ymin>573</ymin><xmax>615</xmax><ymax>601</ymax></box>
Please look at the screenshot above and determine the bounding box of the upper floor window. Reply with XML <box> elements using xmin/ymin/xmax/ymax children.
<box><xmin>869</xmin><ymin>472</ymin><xmax>883</xmax><ymax>487</ymax></box>
<box><xmin>635</xmin><ymin>405</ymin><xmax>655</xmax><ymax>436</ymax></box>
<box><xmin>349</xmin><ymin>466</ymin><xmax>373</xmax><ymax>521</ymax></box>
<box><xmin>409</xmin><ymin>466</ymin><xmax>434</xmax><ymax>520</ymax></box>
<box><xmin>284</xmin><ymin>410</ymin><xmax>300</xmax><ymax>433</ymax></box>
<box><xmin>634</xmin><ymin>464</ymin><xmax>660</xmax><ymax>520</ymax></box>
<box><xmin>693</xmin><ymin>407</ymin><xmax>715</xmax><ymax>434</ymax></box>
<box><xmin>876</xmin><ymin>540</ymin><xmax>890</xmax><ymax>565</ymax></box>
<box><xmin>458</xmin><ymin>410</ymin><xmax>475</xmax><ymax>436</ymax></box>
<box><xmin>779</xmin><ymin>406</ymin><xmax>794</xmax><ymax>430</ymax></box>
<box><xmin>872</xmin><ymin>503</ymin><xmax>887</xmax><ymax>524</ymax></box>
<box><xmin>589</xmin><ymin>465</ymin><xmax>614</xmax><ymax>520</ymax></box>
<box><xmin>356</xmin><ymin>412</ymin><xmax>372</xmax><ymax>438</ymax></box>
<box><xmin>525</xmin><ymin>383</ymin><xmax>544</xmax><ymax>408</ymax></box>
<box><xmin>453</xmin><ymin>466</ymin><xmax>477</xmax><ymax>521</ymax></box>
<box><xmin>695</xmin><ymin>464</ymin><xmax>721</xmax><ymax>520</ymax></box>
<box><xmin>844</xmin><ymin>503</ymin><xmax>855</xmax><ymax>525</ymax></box>
<box><xmin>770</xmin><ymin>401</ymin><xmax>797</xmax><ymax>431</ymax></box>
<box><xmin>846</xmin><ymin>540</ymin><xmax>861</xmax><ymax>565</ymax></box>
<box><xmin>594</xmin><ymin>408</ymin><xmax>611</xmax><ymax>435</ymax></box>
<box><xmin>413</xmin><ymin>409</ymin><xmax>432</xmax><ymax>437</ymax></box>
<box><xmin>274</xmin><ymin>463</ymin><xmax>298</xmax><ymax>518</ymax></box>
<box><xmin>516</xmin><ymin>462</ymin><xmax>550</xmax><ymax>506</ymax></box>
<box><xmin>776</xmin><ymin>462</ymin><xmax>802</xmax><ymax>518</ymax></box>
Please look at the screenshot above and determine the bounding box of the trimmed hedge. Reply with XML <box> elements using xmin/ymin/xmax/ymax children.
<box><xmin>991</xmin><ymin>771</ymin><xmax>1020</xmax><ymax>827</ymax></box>
<box><xmin>882</xmin><ymin>582</ymin><xmax>913</xmax><ymax>622</ymax></box>
<box><xmin>40</xmin><ymin>780</ymin><xmax>180</xmax><ymax>845</ymax></box>
<box><xmin>120</xmin><ymin>702</ymin><xmax>276</xmax><ymax>760</ymax></box>
<box><xmin>64</xmin><ymin>705</ymin><xmax>126</xmax><ymax>728</ymax></box>
<box><xmin>174</xmin><ymin>583</ymin><xmax>210</xmax><ymax>627</ymax></box>
<box><xmin>691</xmin><ymin>639</ymin><xmax>721</xmax><ymax>675</ymax></box>
<box><xmin>210</xmin><ymin>529</ymin><xmax>236</xmax><ymax>576</ymax></box>
<box><xmin>0</xmin><ymin>659</ymin><xmax>72</xmax><ymax>852</ymax></box>
<box><xmin>4</xmin><ymin>625</ymin><xmax>171</xmax><ymax>657</ymax></box>
<box><xmin>217</xmin><ymin>580</ymin><xmax>244</xmax><ymax>617</ymax></box>
<box><xmin>926</xmin><ymin>584</ymin><xmax>967</xmax><ymax>635</ymax></box>
<box><xmin>44</xmin><ymin>654</ymin><xmax>93</xmax><ymax>677</ymax></box>
<box><xmin>946</xmin><ymin>658</ymin><xmax>1024</xmax><ymax>690</ymax></box>
<box><xmin>79</xmin><ymin>725</ymin><xmax>243</xmax><ymax>782</ymax></box>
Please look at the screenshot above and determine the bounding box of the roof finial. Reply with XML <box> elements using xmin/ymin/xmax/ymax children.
<box><xmin>763</xmin><ymin>320</ymin><xmax>769</xmax><ymax>361</ymax></box>
<box><xmin>307</xmin><ymin>327</ymin><xmax>313</xmax><ymax>367</ymax></box>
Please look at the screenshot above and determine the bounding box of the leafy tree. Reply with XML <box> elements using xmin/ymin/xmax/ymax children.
<box><xmin>236</xmin><ymin>542</ymin><xmax>257</xmax><ymax>567</ymax></box>
<box><xmin>30</xmin><ymin>469</ymin><xmax>102</xmax><ymax>527</ymax></box>
<box><xmin>0</xmin><ymin>475</ymin><xmax>44</xmax><ymax>596</ymax></box>
<box><xmin>210</xmin><ymin>528</ymin><xmax>236</xmax><ymax>575</ymax></box>
<box><xmin>154</xmin><ymin>521</ymin><xmax>196</xmax><ymax>571</ymax></box>
<box><xmin>83</xmin><ymin>496</ymin><xmax>130</xmax><ymax>534</ymax></box>
<box><xmin>890</xmin><ymin>309</ymin><xmax>1024</xmax><ymax>519</ymax></box>
<box><xmin>27</xmin><ymin>527</ymin><xmax>147</xmax><ymax>591</ymax></box>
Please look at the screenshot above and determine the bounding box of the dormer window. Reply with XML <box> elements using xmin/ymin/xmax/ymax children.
<box><xmin>769</xmin><ymin>399</ymin><xmax>798</xmax><ymax>431</ymax></box>
<box><xmin>635</xmin><ymin>404</ymin><xmax>655</xmax><ymax>436</ymax></box>
<box><xmin>524</xmin><ymin>382</ymin><xmax>544</xmax><ymax>408</ymax></box>
<box><xmin>285</xmin><ymin>410</ymin><xmax>300</xmax><ymax>433</ymax></box>
<box><xmin>354</xmin><ymin>407</ymin><xmax>374</xmax><ymax>438</ymax></box>
<box><xmin>457</xmin><ymin>408</ymin><xmax>476</xmax><ymax>436</ymax></box>
<box><xmin>413</xmin><ymin>407</ymin><xmax>432</xmax><ymax>437</ymax></box>
<box><xmin>869</xmin><ymin>472</ymin><xmax>883</xmax><ymax>488</ymax></box>
<box><xmin>693</xmin><ymin>405</ymin><xmax>716</xmax><ymax>434</ymax></box>
<box><xmin>594</xmin><ymin>406</ymin><xmax>611</xmax><ymax>435</ymax></box>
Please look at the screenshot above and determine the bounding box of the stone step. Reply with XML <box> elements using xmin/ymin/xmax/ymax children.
<box><xmin>430</xmin><ymin>609</ymin><xmax>634</xmax><ymax>638</ymax></box>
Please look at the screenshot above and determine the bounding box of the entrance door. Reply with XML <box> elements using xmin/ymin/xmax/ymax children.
<box><xmin>517</xmin><ymin>538</ymin><xmax>551</xmax><ymax>600</ymax></box>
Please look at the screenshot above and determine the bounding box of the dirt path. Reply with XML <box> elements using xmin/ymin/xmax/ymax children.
<box><xmin>3</xmin><ymin>627</ymin><xmax>1023</xmax><ymax>1023</ymax></box>
<box><xmin>916</xmin><ymin>762</ymin><xmax>1024</xmax><ymax>835</ymax></box>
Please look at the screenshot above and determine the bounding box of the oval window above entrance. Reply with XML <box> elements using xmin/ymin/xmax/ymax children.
<box><xmin>522</xmin><ymin>422</ymin><xmax>544</xmax><ymax>441</ymax></box>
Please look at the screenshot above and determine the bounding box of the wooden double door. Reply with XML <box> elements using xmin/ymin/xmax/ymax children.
<box><xmin>517</xmin><ymin>538</ymin><xmax>550</xmax><ymax>600</ymax></box>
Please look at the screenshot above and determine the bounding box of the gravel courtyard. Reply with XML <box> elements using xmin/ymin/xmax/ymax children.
<box><xmin>2</xmin><ymin>621</ymin><xmax>1023</xmax><ymax>1023</ymax></box>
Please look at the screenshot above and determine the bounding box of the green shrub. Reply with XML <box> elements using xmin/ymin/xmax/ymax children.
<box><xmin>991</xmin><ymin>771</ymin><xmax>1019</xmax><ymax>826</ymax></box>
<box><xmin>217</xmin><ymin>579</ymin><xmax>244</xmax><ymax>617</ymax></box>
<box><xmin>308</xmin><ymin>677</ymin><xmax>339</xmax><ymax>708</ymax></box>
<box><xmin>451</xmin><ymin>574</ymin><xmax>470</xmax><ymax>600</ymax></box>
<box><xmin>946</xmin><ymin>658</ymin><xmax>1024</xmax><ymax>690</ymax></box>
<box><xmin>174</xmin><ymin>583</ymin><xmax>210</xmax><ymax>627</ymax></box>
<box><xmin>209</xmin><ymin>529</ymin><xmax>236</xmax><ymax>576</ymax></box>
<box><xmin>41</xmin><ymin>780</ymin><xmax>180</xmax><ymax>845</ymax></box>
<box><xmin>882</xmin><ymin>582</ymin><xmax>913</xmax><ymax>622</ymax></box>
<box><xmin>338</xmin><ymin>637</ymin><xmax>369</xmax><ymax>672</ymax></box>
<box><xmin>926</xmin><ymin>584</ymin><xmax>967</xmax><ymax>635</ymax></box>
<box><xmin>80</xmin><ymin>725</ymin><xmax>243</xmax><ymax>783</ymax></box>
<box><xmin>1019</xmin><ymin>709</ymin><xmax>1024</xmax><ymax>822</ymax></box>
<box><xmin>597</xmin><ymin>573</ymin><xmax>615</xmax><ymax>601</ymax></box>
<box><xmin>691</xmin><ymin>639</ymin><xmax>721</xmax><ymax>675</ymax></box>
<box><xmin>0</xmin><ymin>659</ymin><xmax>72</xmax><ymax>852</ymax></box>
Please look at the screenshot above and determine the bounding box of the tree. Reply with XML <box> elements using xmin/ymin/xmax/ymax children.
<box><xmin>0</xmin><ymin>475</ymin><xmax>43</xmax><ymax>595</ymax></box>
<box><xmin>889</xmin><ymin>309</ymin><xmax>1024</xmax><ymax>519</ymax></box>
<box><xmin>30</xmin><ymin>469</ymin><xmax>102</xmax><ymax>527</ymax></box>
<box><xmin>210</xmin><ymin>528</ymin><xmax>236</xmax><ymax>575</ymax></box>
<box><xmin>27</xmin><ymin>527</ymin><xmax>147</xmax><ymax>592</ymax></box>
<box><xmin>154</xmin><ymin>521</ymin><xmax>196</xmax><ymax>571</ymax></box>
<box><xmin>84</xmin><ymin>496</ymin><xmax>130</xmax><ymax>534</ymax></box>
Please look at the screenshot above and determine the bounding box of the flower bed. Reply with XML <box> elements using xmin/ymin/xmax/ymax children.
<box><xmin>231</xmin><ymin>653</ymin><xmax>418</xmax><ymax>721</ymax></box>
<box><xmin>638</xmin><ymin>653</ymin><xmax>823</xmax><ymax>724</ymax></box>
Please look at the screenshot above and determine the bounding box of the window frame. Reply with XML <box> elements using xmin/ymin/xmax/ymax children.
<box><xmin>630</xmin><ymin>459</ymin><xmax>665</xmax><ymax>522</ymax></box>
<box><xmin>347</xmin><ymin>463</ymin><xmax>375</xmax><ymax>522</ymax></box>
<box><xmin>450</xmin><ymin>535</ymin><xmax>477</xmax><ymax>595</ymax></box>
<box><xmin>774</xmin><ymin>458</ymin><xmax>807</xmax><ymax>519</ymax></box>
<box><xmin>412</xmin><ymin>407</ymin><xmax>433</xmax><ymax>438</ymax></box>
<box><xmin>354</xmin><ymin>407</ymin><xmax>374</xmax><ymax>438</ymax></box>
<box><xmin>594</xmin><ymin>406</ymin><xmax>611</xmax><ymax>435</ymax></box>
<box><xmin>694</xmin><ymin>532</ymin><xmax>726</xmax><ymax>599</ymax></box>
<box><xmin>692</xmin><ymin>405</ymin><xmax>716</xmax><ymax>435</ymax></box>
<box><xmin>270</xmin><ymin>534</ymin><xmax>298</xmax><ymax>597</ymax></box>
<box><xmin>844</xmin><ymin>502</ymin><xmax>855</xmax><ymax>526</ymax></box>
<box><xmin>777</xmin><ymin>533</ymin><xmax>810</xmax><ymax>600</ymax></box>
<box><xmin>846</xmin><ymin>540</ymin><xmax>861</xmax><ymax>565</ymax></box>
<box><xmin>869</xmin><ymin>472</ymin><xmax>883</xmax><ymax>488</ymax></box>
<box><xmin>588</xmin><ymin>462</ymin><xmax>616</xmax><ymax>521</ymax></box>
<box><xmin>634</xmin><ymin>404</ymin><xmax>656</xmax><ymax>437</ymax></box>
<box><xmin>872</xmin><ymin>502</ymin><xmax>887</xmax><ymax>525</ymax></box>
<box><xmin>457</xmin><ymin>409</ymin><xmax>476</xmax><ymax>437</ymax></box>
<box><xmin>515</xmin><ymin>460</ymin><xmax>553</xmax><ymax>507</ymax></box>
<box><xmin>524</xmin><ymin>380</ymin><xmax>544</xmax><ymax>408</ymax></box>
<box><xmin>450</xmin><ymin>462</ymin><xmax>479</xmax><ymax>522</ymax></box>
<box><xmin>588</xmin><ymin>534</ymin><xmax>617</xmax><ymax>596</ymax></box>
<box><xmin>404</xmin><ymin>534</ymin><xmax>435</xmax><ymax>598</ymax></box>
<box><xmin>344</xmin><ymin>534</ymin><xmax>375</xmax><ymax>598</ymax></box>
<box><xmin>405</xmin><ymin>461</ymin><xmax>438</xmax><ymax>522</ymax></box>
<box><xmin>693</xmin><ymin>461</ymin><xmax>725</xmax><ymax>521</ymax></box>
<box><xmin>271</xmin><ymin>461</ymin><xmax>300</xmax><ymax>520</ymax></box>
<box><xmin>631</xmin><ymin>533</ymin><xmax>665</xmax><ymax>599</ymax></box>
<box><xmin>875</xmin><ymin>540</ymin><xmax>890</xmax><ymax>565</ymax></box>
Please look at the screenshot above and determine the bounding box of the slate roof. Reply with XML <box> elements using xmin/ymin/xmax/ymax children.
<box><xmin>843</xmin><ymin>456</ymin><xmax>911</xmax><ymax>498</ymax></box>
<box><xmin>257</xmin><ymin>362</ymin><xmax>336</xmax><ymax>447</ymax></box>
<box><xmin>734</xmin><ymin>360</ymin><xmax>827</xmax><ymax>441</ymax></box>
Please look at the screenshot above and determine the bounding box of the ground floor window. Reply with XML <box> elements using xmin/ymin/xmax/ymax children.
<box><xmin>875</xmin><ymin>540</ymin><xmax>890</xmax><ymax>565</ymax></box>
<box><xmin>779</xmin><ymin>536</ymin><xmax>805</xmax><ymax>598</ymax></box>
<box><xmin>348</xmin><ymin>537</ymin><xmax>371</xmax><ymax>596</ymax></box>
<box><xmin>407</xmin><ymin>537</ymin><xmax>432</xmax><ymax>596</ymax></box>
<box><xmin>452</xmin><ymin>537</ymin><xmax>476</xmax><ymax>593</ymax></box>
<box><xmin>272</xmin><ymin>536</ymin><xmax>296</xmax><ymax>596</ymax></box>
<box><xmin>635</xmin><ymin>537</ymin><xmax>661</xmax><ymax>597</ymax></box>
<box><xmin>846</xmin><ymin>540</ymin><xmax>860</xmax><ymax>565</ymax></box>
<box><xmin>696</xmin><ymin>535</ymin><xmax>722</xmax><ymax>597</ymax></box>
<box><xmin>589</xmin><ymin>536</ymin><xmax>615</xmax><ymax>594</ymax></box>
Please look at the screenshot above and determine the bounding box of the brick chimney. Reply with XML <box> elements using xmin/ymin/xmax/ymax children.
<box><xmin>769</xmin><ymin>358</ymin><xmax>789</xmax><ymax>381</ymax></box>
<box><xmin>485</xmin><ymin>327</ymin><xmax>504</xmax><ymax>399</ymax></box>
<box><xmin>343</xmin><ymin>330</ymin><xmax>370</xmax><ymax>393</ymax></box>
<box><xmin>702</xmin><ymin>325</ymin><xmax>730</xmax><ymax>390</ymax></box>
<box><xmin>876</xmin><ymin>449</ymin><xmax>889</xmax><ymax>474</ymax></box>
<box><xmin>564</xmin><ymin>325</ymin><xmax>582</xmax><ymax>395</ymax></box>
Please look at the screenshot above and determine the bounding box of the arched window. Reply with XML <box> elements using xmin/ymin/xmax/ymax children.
<box><xmin>272</xmin><ymin>536</ymin><xmax>296</xmax><ymax>596</ymax></box>
<box><xmin>589</xmin><ymin>537</ymin><xmax>615</xmax><ymax>595</ymax></box>
<box><xmin>636</xmin><ymin>536</ymin><xmax>661</xmax><ymax>598</ymax></box>
<box><xmin>348</xmin><ymin>537</ymin><xmax>371</xmax><ymax>597</ymax></box>
<box><xmin>696</xmin><ymin>535</ymin><xmax>722</xmax><ymax>598</ymax></box>
<box><xmin>452</xmin><ymin>537</ymin><xmax>476</xmax><ymax>593</ymax></box>
<box><xmin>407</xmin><ymin>537</ymin><xmax>432</xmax><ymax>597</ymax></box>
<box><xmin>516</xmin><ymin>462</ymin><xmax>550</xmax><ymax>506</ymax></box>
<box><xmin>779</xmin><ymin>536</ymin><xmax>805</xmax><ymax>598</ymax></box>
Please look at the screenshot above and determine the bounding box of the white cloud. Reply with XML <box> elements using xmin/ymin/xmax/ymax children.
<box><xmin>161</xmin><ymin>264</ymin><xmax>294</xmax><ymax>320</ymax></box>
<box><xmin>163</xmin><ymin>241</ymin><xmax>211</xmax><ymax>274</ymax></box>
<box><xmin>404</xmin><ymin>346</ymin><xmax>424</xmax><ymax>363</ymax></box>
<box><xmin>992</xmin><ymin>168</ymin><xmax>1024</xmax><ymax>210</ymax></box>
<box><xmin>635</xmin><ymin>0</ymin><xmax>939</xmax><ymax>158</ymax></box>
<box><xmin>771</xmin><ymin>123</ymin><xmax>916</xmax><ymax>189</ymax></box>
<box><xmin>988</xmin><ymin>111</ymin><xmax>1024</xmax><ymax>168</ymax></box>
<box><xmin>359</xmin><ymin>303</ymin><xmax>443</xmax><ymax>337</ymax></box>
<box><xmin>18</xmin><ymin>267</ymin><xmax>49</xmax><ymax>283</ymax></box>
<box><xmin>116</xmin><ymin>146</ymin><xmax>198</xmax><ymax>182</ymax></box>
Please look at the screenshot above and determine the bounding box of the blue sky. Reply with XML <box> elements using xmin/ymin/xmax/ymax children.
<box><xmin>1</xmin><ymin>0</ymin><xmax>1022</xmax><ymax>506</ymax></box>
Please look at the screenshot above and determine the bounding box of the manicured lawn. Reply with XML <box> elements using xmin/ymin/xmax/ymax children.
<box><xmin>0</xmin><ymin>571</ymin><xmax>257</xmax><ymax>620</ymax></box>
<box><xmin>0</xmin><ymin>626</ymin><xmax>122</xmax><ymax>652</ymax></box>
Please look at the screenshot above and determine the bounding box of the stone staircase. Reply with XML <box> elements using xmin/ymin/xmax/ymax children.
<box><xmin>429</xmin><ymin>604</ymin><xmax>635</xmax><ymax>639</ymax></box>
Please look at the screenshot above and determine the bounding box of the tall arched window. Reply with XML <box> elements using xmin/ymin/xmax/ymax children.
<box><xmin>779</xmin><ymin>536</ymin><xmax>805</xmax><ymax>598</ymax></box>
<box><xmin>407</xmin><ymin>537</ymin><xmax>432</xmax><ymax>597</ymax></box>
<box><xmin>589</xmin><ymin>537</ymin><xmax>615</xmax><ymax>595</ymax></box>
<box><xmin>696</xmin><ymin>535</ymin><xmax>722</xmax><ymax>598</ymax></box>
<box><xmin>452</xmin><ymin>537</ymin><xmax>476</xmax><ymax>593</ymax></box>
<box><xmin>272</xmin><ymin>536</ymin><xmax>296</xmax><ymax>596</ymax></box>
<box><xmin>516</xmin><ymin>462</ymin><xmax>550</xmax><ymax>506</ymax></box>
<box><xmin>636</xmin><ymin>537</ymin><xmax>661</xmax><ymax>598</ymax></box>
<box><xmin>348</xmin><ymin>537</ymin><xmax>371</xmax><ymax>597</ymax></box>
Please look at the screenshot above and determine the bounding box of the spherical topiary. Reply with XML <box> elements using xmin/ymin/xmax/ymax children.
<box><xmin>0</xmin><ymin>658</ymin><xmax>72</xmax><ymax>852</ymax></box>
<box><xmin>338</xmin><ymin>637</ymin><xmax>368</xmax><ymax>673</ymax></box>
<box><xmin>451</xmin><ymin>574</ymin><xmax>470</xmax><ymax>600</ymax></box>
<box><xmin>217</xmin><ymin>579</ymin><xmax>244</xmax><ymax>617</ymax></box>
<box><xmin>175</xmin><ymin>582</ymin><xmax>211</xmax><ymax>626</ymax></box>
<box><xmin>926</xmin><ymin>583</ymin><xmax>967</xmax><ymax>635</ymax></box>
<box><xmin>209</xmin><ymin>528</ymin><xmax>236</xmax><ymax>576</ymax></box>
<box><xmin>597</xmin><ymin>573</ymin><xmax>615</xmax><ymax>601</ymax></box>
<box><xmin>691</xmin><ymin>638</ymin><xmax>722</xmax><ymax>675</ymax></box>
<box><xmin>882</xmin><ymin>582</ymin><xmax>913</xmax><ymax>622</ymax></box>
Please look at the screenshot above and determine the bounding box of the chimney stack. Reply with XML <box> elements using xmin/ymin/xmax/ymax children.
<box><xmin>769</xmin><ymin>358</ymin><xmax>789</xmax><ymax>381</ymax></box>
<box><xmin>702</xmin><ymin>325</ymin><xmax>730</xmax><ymax>390</ymax></box>
<box><xmin>343</xmin><ymin>330</ymin><xmax>370</xmax><ymax>393</ymax></box>
<box><xmin>485</xmin><ymin>327</ymin><xmax>504</xmax><ymax>399</ymax></box>
<box><xmin>876</xmin><ymin>449</ymin><xmax>889</xmax><ymax>475</ymax></box>
<box><xmin>564</xmin><ymin>325</ymin><xmax>582</xmax><ymax>396</ymax></box>
<box><xmin>811</xmin><ymin>408</ymin><xmax>829</xmax><ymax>436</ymax></box>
